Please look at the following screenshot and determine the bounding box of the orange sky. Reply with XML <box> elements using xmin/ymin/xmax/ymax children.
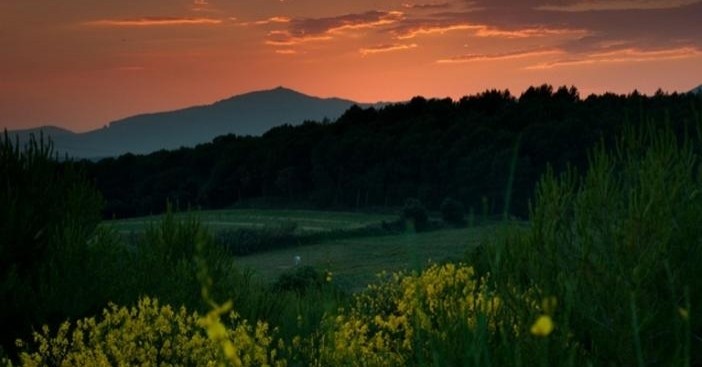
<box><xmin>2</xmin><ymin>0</ymin><xmax>702</xmax><ymax>132</ymax></box>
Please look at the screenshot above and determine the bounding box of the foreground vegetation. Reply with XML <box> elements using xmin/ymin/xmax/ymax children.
<box><xmin>3</xmin><ymin>113</ymin><xmax>702</xmax><ymax>365</ymax></box>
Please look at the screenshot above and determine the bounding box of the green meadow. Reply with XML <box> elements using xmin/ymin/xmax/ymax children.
<box><xmin>107</xmin><ymin>209</ymin><xmax>501</xmax><ymax>290</ymax></box>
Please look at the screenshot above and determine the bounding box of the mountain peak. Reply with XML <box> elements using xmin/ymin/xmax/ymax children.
<box><xmin>273</xmin><ymin>85</ymin><xmax>294</xmax><ymax>92</ymax></box>
<box><xmin>215</xmin><ymin>86</ymin><xmax>309</xmax><ymax>105</ymax></box>
<box><xmin>10</xmin><ymin>87</ymin><xmax>366</xmax><ymax>158</ymax></box>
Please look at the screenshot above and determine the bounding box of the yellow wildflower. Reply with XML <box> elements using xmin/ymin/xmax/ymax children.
<box><xmin>530</xmin><ymin>315</ymin><xmax>555</xmax><ymax>337</ymax></box>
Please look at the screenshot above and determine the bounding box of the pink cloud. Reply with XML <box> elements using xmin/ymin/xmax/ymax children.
<box><xmin>527</xmin><ymin>46</ymin><xmax>702</xmax><ymax>69</ymax></box>
<box><xmin>537</xmin><ymin>0</ymin><xmax>701</xmax><ymax>12</ymax></box>
<box><xmin>475</xmin><ymin>26</ymin><xmax>589</xmax><ymax>38</ymax></box>
<box><xmin>85</xmin><ymin>17</ymin><xmax>222</xmax><ymax>27</ymax></box>
<box><xmin>275</xmin><ymin>49</ymin><xmax>298</xmax><ymax>55</ymax></box>
<box><xmin>395</xmin><ymin>24</ymin><xmax>483</xmax><ymax>39</ymax></box>
<box><xmin>237</xmin><ymin>16</ymin><xmax>291</xmax><ymax>26</ymax></box>
<box><xmin>359</xmin><ymin>43</ymin><xmax>419</xmax><ymax>55</ymax></box>
<box><xmin>265</xmin><ymin>30</ymin><xmax>333</xmax><ymax>46</ymax></box>
<box><xmin>436</xmin><ymin>49</ymin><xmax>563</xmax><ymax>63</ymax></box>
<box><xmin>263</xmin><ymin>11</ymin><xmax>404</xmax><ymax>47</ymax></box>
<box><xmin>401</xmin><ymin>2</ymin><xmax>451</xmax><ymax>9</ymax></box>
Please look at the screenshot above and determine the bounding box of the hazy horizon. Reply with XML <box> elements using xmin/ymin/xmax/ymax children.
<box><xmin>2</xmin><ymin>0</ymin><xmax>702</xmax><ymax>132</ymax></box>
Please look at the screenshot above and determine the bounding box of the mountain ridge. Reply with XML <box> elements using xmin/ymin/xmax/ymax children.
<box><xmin>7</xmin><ymin>87</ymin><xmax>378</xmax><ymax>159</ymax></box>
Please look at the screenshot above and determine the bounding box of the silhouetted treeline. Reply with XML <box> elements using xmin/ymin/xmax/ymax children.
<box><xmin>83</xmin><ymin>85</ymin><xmax>702</xmax><ymax>219</ymax></box>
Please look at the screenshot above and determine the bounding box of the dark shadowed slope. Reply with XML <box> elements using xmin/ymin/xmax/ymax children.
<box><xmin>691</xmin><ymin>84</ymin><xmax>702</xmax><ymax>94</ymax></box>
<box><xmin>7</xmin><ymin>87</ymin><xmax>373</xmax><ymax>159</ymax></box>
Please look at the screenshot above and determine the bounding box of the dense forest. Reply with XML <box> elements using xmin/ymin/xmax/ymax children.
<box><xmin>84</xmin><ymin>85</ymin><xmax>702</xmax><ymax>219</ymax></box>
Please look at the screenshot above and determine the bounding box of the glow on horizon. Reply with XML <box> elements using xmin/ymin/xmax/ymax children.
<box><xmin>1</xmin><ymin>0</ymin><xmax>701</xmax><ymax>132</ymax></box>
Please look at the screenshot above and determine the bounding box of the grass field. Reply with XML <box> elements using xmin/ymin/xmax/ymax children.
<box><xmin>106</xmin><ymin>208</ymin><xmax>502</xmax><ymax>291</ymax></box>
<box><xmin>233</xmin><ymin>224</ymin><xmax>500</xmax><ymax>291</ymax></box>
<box><xmin>105</xmin><ymin>209</ymin><xmax>396</xmax><ymax>234</ymax></box>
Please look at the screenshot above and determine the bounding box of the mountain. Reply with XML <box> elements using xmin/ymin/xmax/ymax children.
<box><xmin>691</xmin><ymin>84</ymin><xmax>702</xmax><ymax>94</ymax></box>
<box><xmin>6</xmin><ymin>87</ymin><xmax>374</xmax><ymax>159</ymax></box>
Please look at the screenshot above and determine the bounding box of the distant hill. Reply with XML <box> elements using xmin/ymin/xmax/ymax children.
<box><xmin>691</xmin><ymin>84</ymin><xmax>702</xmax><ymax>94</ymax></box>
<box><xmin>6</xmin><ymin>87</ymin><xmax>376</xmax><ymax>159</ymax></box>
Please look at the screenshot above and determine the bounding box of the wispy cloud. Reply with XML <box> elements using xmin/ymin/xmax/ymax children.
<box><xmin>85</xmin><ymin>17</ymin><xmax>222</xmax><ymax>27</ymax></box>
<box><xmin>360</xmin><ymin>43</ymin><xmax>419</xmax><ymax>55</ymax></box>
<box><xmin>290</xmin><ymin>11</ymin><xmax>404</xmax><ymax>35</ymax></box>
<box><xmin>395</xmin><ymin>22</ymin><xmax>587</xmax><ymax>40</ymax></box>
<box><xmin>263</xmin><ymin>11</ymin><xmax>404</xmax><ymax>47</ymax></box>
<box><xmin>265</xmin><ymin>30</ymin><xmax>332</xmax><ymax>46</ymax></box>
<box><xmin>437</xmin><ymin>49</ymin><xmax>562</xmax><ymax>64</ymax></box>
<box><xmin>275</xmin><ymin>49</ymin><xmax>298</xmax><ymax>55</ymax></box>
<box><xmin>475</xmin><ymin>26</ymin><xmax>589</xmax><ymax>38</ymax></box>
<box><xmin>527</xmin><ymin>46</ymin><xmax>702</xmax><ymax>69</ymax></box>
<box><xmin>237</xmin><ymin>16</ymin><xmax>291</xmax><ymax>26</ymax></box>
<box><xmin>395</xmin><ymin>23</ymin><xmax>483</xmax><ymax>39</ymax></box>
<box><xmin>401</xmin><ymin>2</ymin><xmax>451</xmax><ymax>9</ymax></box>
<box><xmin>537</xmin><ymin>0</ymin><xmax>702</xmax><ymax>12</ymax></box>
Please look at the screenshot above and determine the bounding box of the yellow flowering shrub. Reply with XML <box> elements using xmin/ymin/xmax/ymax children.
<box><xmin>15</xmin><ymin>297</ymin><xmax>285</xmax><ymax>367</ymax></box>
<box><xmin>320</xmin><ymin>263</ymin><xmax>501</xmax><ymax>366</ymax></box>
<box><xmin>530</xmin><ymin>315</ymin><xmax>555</xmax><ymax>337</ymax></box>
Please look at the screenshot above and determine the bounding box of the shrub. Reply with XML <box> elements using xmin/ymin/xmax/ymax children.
<box><xmin>272</xmin><ymin>266</ymin><xmax>326</xmax><ymax>294</ymax></box>
<box><xmin>319</xmin><ymin>264</ymin><xmax>504</xmax><ymax>366</ymax></box>
<box><xmin>125</xmin><ymin>208</ymin><xmax>245</xmax><ymax>312</ymax></box>
<box><xmin>0</xmin><ymin>132</ymin><xmax>118</xmax><ymax>352</ymax></box>
<box><xmin>15</xmin><ymin>297</ymin><xmax>286</xmax><ymax>367</ymax></box>
<box><xmin>483</xmin><ymin>122</ymin><xmax>702</xmax><ymax>365</ymax></box>
<box><xmin>215</xmin><ymin>222</ymin><xmax>298</xmax><ymax>255</ymax></box>
<box><xmin>440</xmin><ymin>197</ymin><xmax>465</xmax><ymax>226</ymax></box>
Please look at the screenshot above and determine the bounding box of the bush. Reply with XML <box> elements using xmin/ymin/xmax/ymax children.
<box><xmin>440</xmin><ymin>197</ymin><xmax>465</xmax><ymax>226</ymax></box>
<box><xmin>319</xmin><ymin>263</ymin><xmax>504</xmax><ymax>366</ymax></box>
<box><xmin>0</xmin><ymin>132</ymin><xmax>118</xmax><ymax>352</ymax></box>
<box><xmin>272</xmin><ymin>266</ymin><xmax>326</xmax><ymax>294</ymax></box>
<box><xmin>15</xmin><ymin>297</ymin><xmax>285</xmax><ymax>367</ymax></box>
<box><xmin>482</xmin><ymin>122</ymin><xmax>702</xmax><ymax>365</ymax></box>
<box><xmin>401</xmin><ymin>198</ymin><xmax>428</xmax><ymax>231</ymax></box>
<box><xmin>215</xmin><ymin>222</ymin><xmax>297</xmax><ymax>255</ymax></box>
<box><xmin>119</xmin><ymin>208</ymin><xmax>249</xmax><ymax>313</ymax></box>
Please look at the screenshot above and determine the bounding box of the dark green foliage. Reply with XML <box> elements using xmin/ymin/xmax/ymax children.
<box><xmin>402</xmin><ymin>198</ymin><xmax>428</xmax><ymax>231</ymax></box>
<box><xmin>213</xmin><ymin>221</ymin><xmax>393</xmax><ymax>256</ymax></box>
<box><xmin>0</xmin><ymin>132</ymin><xmax>110</xmax><ymax>351</ymax></box>
<box><xmin>440</xmin><ymin>197</ymin><xmax>465</xmax><ymax>226</ymax></box>
<box><xmin>0</xmin><ymin>132</ymin><xmax>341</xmax><ymax>362</ymax></box>
<box><xmin>272</xmin><ymin>266</ymin><xmax>325</xmax><ymax>294</ymax></box>
<box><xmin>86</xmin><ymin>86</ymin><xmax>702</xmax><ymax>220</ymax></box>
<box><xmin>0</xmin><ymin>133</ymin><xmax>262</xmax><ymax>356</ymax></box>
<box><xmin>126</xmin><ymin>208</ymin><xmax>235</xmax><ymax>309</ymax></box>
<box><xmin>215</xmin><ymin>222</ymin><xmax>298</xmax><ymax>255</ymax></box>
<box><xmin>480</xmin><ymin>120</ymin><xmax>702</xmax><ymax>365</ymax></box>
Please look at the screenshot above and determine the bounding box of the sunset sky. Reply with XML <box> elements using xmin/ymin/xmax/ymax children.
<box><xmin>2</xmin><ymin>0</ymin><xmax>701</xmax><ymax>132</ymax></box>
